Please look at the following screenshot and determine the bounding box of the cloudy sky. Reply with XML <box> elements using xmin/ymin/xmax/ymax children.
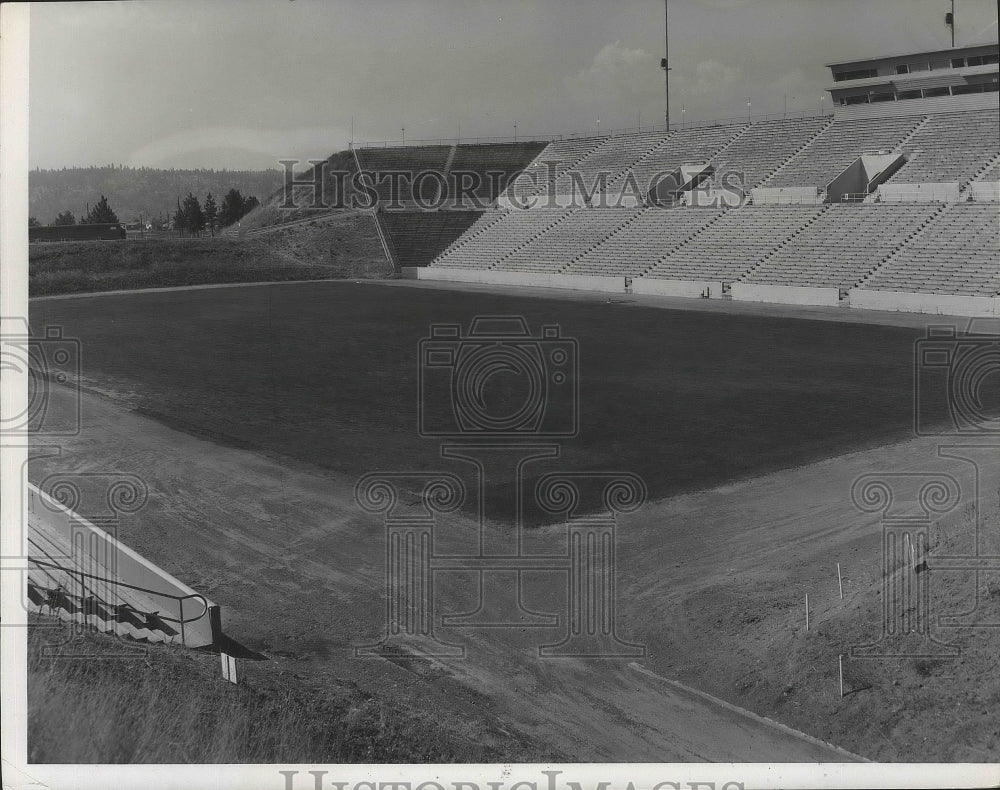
<box><xmin>28</xmin><ymin>0</ymin><xmax>999</xmax><ymax>170</ymax></box>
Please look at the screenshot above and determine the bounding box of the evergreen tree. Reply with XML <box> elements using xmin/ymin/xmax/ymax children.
<box><xmin>219</xmin><ymin>188</ymin><xmax>245</xmax><ymax>227</ymax></box>
<box><xmin>203</xmin><ymin>193</ymin><xmax>218</xmax><ymax>236</ymax></box>
<box><xmin>181</xmin><ymin>193</ymin><xmax>205</xmax><ymax>236</ymax></box>
<box><xmin>85</xmin><ymin>195</ymin><xmax>119</xmax><ymax>224</ymax></box>
<box><xmin>52</xmin><ymin>210</ymin><xmax>76</xmax><ymax>226</ymax></box>
<box><xmin>172</xmin><ymin>198</ymin><xmax>187</xmax><ymax>235</ymax></box>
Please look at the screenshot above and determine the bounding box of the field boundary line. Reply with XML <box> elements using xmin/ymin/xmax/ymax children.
<box><xmin>628</xmin><ymin>662</ymin><xmax>870</xmax><ymax>762</ymax></box>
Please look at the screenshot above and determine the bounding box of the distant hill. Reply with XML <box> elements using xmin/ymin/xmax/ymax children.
<box><xmin>29</xmin><ymin>166</ymin><xmax>283</xmax><ymax>226</ymax></box>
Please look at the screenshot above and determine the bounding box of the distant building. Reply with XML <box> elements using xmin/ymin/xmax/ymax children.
<box><xmin>826</xmin><ymin>43</ymin><xmax>998</xmax><ymax>118</ymax></box>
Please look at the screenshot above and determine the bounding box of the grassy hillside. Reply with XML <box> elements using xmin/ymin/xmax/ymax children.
<box><xmin>238</xmin><ymin>151</ymin><xmax>359</xmax><ymax>232</ymax></box>
<box><xmin>30</xmin><ymin>213</ymin><xmax>389</xmax><ymax>296</ymax></box>
<box><xmin>28</xmin><ymin>617</ymin><xmax>550</xmax><ymax>763</ymax></box>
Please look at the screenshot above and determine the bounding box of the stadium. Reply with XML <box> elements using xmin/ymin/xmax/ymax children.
<box><xmin>14</xmin><ymin>3</ymin><xmax>1000</xmax><ymax>773</ymax></box>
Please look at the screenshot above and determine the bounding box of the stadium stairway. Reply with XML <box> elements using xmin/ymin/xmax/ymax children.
<box><xmin>741</xmin><ymin>116</ymin><xmax>835</xmax><ymax>191</ymax></box>
<box><xmin>25</xmin><ymin>483</ymin><xmax>219</xmax><ymax>648</ymax></box>
<box><xmin>28</xmin><ymin>517</ymin><xmax>183</xmax><ymax>644</ymax></box>
<box><xmin>960</xmin><ymin>151</ymin><xmax>1000</xmax><ymax>200</ymax></box>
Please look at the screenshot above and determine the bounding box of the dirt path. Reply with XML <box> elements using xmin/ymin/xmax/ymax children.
<box><xmin>29</xmin><ymin>385</ymin><xmax>997</xmax><ymax>761</ymax></box>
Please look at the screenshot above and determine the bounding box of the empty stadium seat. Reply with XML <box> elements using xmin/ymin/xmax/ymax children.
<box><xmin>742</xmin><ymin>203</ymin><xmax>946</xmax><ymax>294</ymax></box>
<box><xmin>643</xmin><ymin>205</ymin><xmax>825</xmax><ymax>283</ymax></box>
<box><xmin>858</xmin><ymin>203</ymin><xmax>1000</xmax><ymax>297</ymax></box>
<box><xmin>765</xmin><ymin>115</ymin><xmax>925</xmax><ymax>189</ymax></box>
<box><xmin>886</xmin><ymin>110</ymin><xmax>1000</xmax><ymax>189</ymax></box>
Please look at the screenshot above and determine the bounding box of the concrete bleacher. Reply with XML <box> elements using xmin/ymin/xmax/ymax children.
<box><xmin>494</xmin><ymin>208</ymin><xmax>642</xmax><ymax>273</ymax></box>
<box><xmin>547</xmin><ymin>132</ymin><xmax>670</xmax><ymax>196</ymax></box>
<box><xmin>643</xmin><ymin>205</ymin><xmax>826</xmax><ymax>283</ymax></box>
<box><xmin>511</xmin><ymin>137</ymin><xmax>610</xmax><ymax>197</ymax></box>
<box><xmin>416</xmin><ymin>111</ymin><xmax>998</xmax><ymax>316</ymax></box>
<box><xmin>378</xmin><ymin>210</ymin><xmax>484</xmax><ymax>268</ymax></box>
<box><xmin>565</xmin><ymin>207</ymin><xmax>723</xmax><ymax>277</ymax></box>
<box><xmin>704</xmin><ymin>116</ymin><xmax>832</xmax><ymax>190</ymax></box>
<box><xmin>356</xmin><ymin>145</ymin><xmax>452</xmax><ymax>202</ymax></box>
<box><xmin>765</xmin><ymin>114</ymin><xmax>925</xmax><ymax>189</ymax></box>
<box><xmin>612</xmin><ymin>124</ymin><xmax>745</xmax><ymax>197</ymax></box>
<box><xmin>742</xmin><ymin>202</ymin><xmax>946</xmax><ymax>294</ymax></box>
<box><xmin>447</xmin><ymin>141</ymin><xmax>547</xmax><ymax>200</ymax></box>
<box><xmin>857</xmin><ymin>202</ymin><xmax>1000</xmax><ymax>297</ymax></box>
<box><xmin>432</xmin><ymin>208</ymin><xmax>572</xmax><ymax>269</ymax></box>
<box><xmin>886</xmin><ymin>110</ymin><xmax>1000</xmax><ymax>189</ymax></box>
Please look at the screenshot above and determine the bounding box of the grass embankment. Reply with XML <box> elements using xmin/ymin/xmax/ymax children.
<box><xmin>662</xmin><ymin>497</ymin><xmax>1000</xmax><ymax>762</ymax></box>
<box><xmin>29</xmin><ymin>212</ymin><xmax>389</xmax><ymax>297</ymax></box>
<box><xmin>27</xmin><ymin>619</ymin><xmax>544</xmax><ymax>763</ymax></box>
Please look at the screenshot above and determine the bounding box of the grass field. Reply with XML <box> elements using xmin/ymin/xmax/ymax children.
<box><xmin>31</xmin><ymin>280</ymin><xmax>964</xmax><ymax>520</ymax></box>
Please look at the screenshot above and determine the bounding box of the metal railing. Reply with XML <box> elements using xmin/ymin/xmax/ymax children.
<box><xmin>29</xmin><ymin>556</ymin><xmax>211</xmax><ymax>647</ymax></box>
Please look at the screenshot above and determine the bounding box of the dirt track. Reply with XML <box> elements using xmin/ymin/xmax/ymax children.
<box><xmin>30</xmin><ymin>379</ymin><xmax>999</xmax><ymax>761</ymax></box>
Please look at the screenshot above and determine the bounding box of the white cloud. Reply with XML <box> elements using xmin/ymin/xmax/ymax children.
<box><xmin>566</xmin><ymin>40</ymin><xmax>660</xmax><ymax>105</ymax></box>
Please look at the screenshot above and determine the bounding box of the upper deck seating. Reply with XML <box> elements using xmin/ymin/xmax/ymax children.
<box><xmin>765</xmin><ymin>115</ymin><xmax>925</xmax><ymax>189</ymax></box>
<box><xmin>356</xmin><ymin>146</ymin><xmax>452</xmax><ymax>203</ymax></box>
<box><xmin>548</xmin><ymin>132</ymin><xmax>671</xmax><ymax>197</ymax></box>
<box><xmin>446</xmin><ymin>142</ymin><xmax>547</xmax><ymax>201</ymax></box>
<box><xmin>705</xmin><ymin>116</ymin><xmax>832</xmax><ymax>191</ymax></box>
<box><xmin>510</xmin><ymin>137</ymin><xmax>609</xmax><ymax>197</ymax></box>
<box><xmin>611</xmin><ymin>124</ymin><xmax>746</xmax><ymax>197</ymax></box>
<box><xmin>886</xmin><ymin>110</ymin><xmax>1000</xmax><ymax>188</ymax></box>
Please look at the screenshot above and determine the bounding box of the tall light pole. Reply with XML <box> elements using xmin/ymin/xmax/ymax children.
<box><xmin>661</xmin><ymin>0</ymin><xmax>670</xmax><ymax>131</ymax></box>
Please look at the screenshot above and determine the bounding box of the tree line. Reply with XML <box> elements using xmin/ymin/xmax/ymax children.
<box><xmin>173</xmin><ymin>189</ymin><xmax>259</xmax><ymax>236</ymax></box>
<box><xmin>29</xmin><ymin>188</ymin><xmax>259</xmax><ymax>235</ymax></box>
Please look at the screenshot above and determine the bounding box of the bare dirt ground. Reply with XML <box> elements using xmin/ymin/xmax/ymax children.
<box><xmin>28</xmin><ymin>381</ymin><xmax>1000</xmax><ymax>762</ymax></box>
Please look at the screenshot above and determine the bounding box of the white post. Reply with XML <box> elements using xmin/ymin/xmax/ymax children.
<box><xmin>805</xmin><ymin>594</ymin><xmax>810</xmax><ymax>631</ymax></box>
<box><xmin>839</xmin><ymin>654</ymin><xmax>844</xmax><ymax>698</ymax></box>
<box><xmin>837</xmin><ymin>563</ymin><xmax>843</xmax><ymax>600</ymax></box>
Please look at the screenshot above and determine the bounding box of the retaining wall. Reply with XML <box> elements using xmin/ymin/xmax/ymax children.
<box><xmin>848</xmin><ymin>288</ymin><xmax>999</xmax><ymax>317</ymax></box>
<box><xmin>732</xmin><ymin>283</ymin><xmax>841</xmax><ymax>306</ymax></box>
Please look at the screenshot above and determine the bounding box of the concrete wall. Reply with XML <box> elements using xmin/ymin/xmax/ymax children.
<box><xmin>878</xmin><ymin>182</ymin><xmax>960</xmax><ymax>202</ymax></box>
<box><xmin>418</xmin><ymin>267</ymin><xmax>626</xmax><ymax>293</ymax></box>
<box><xmin>969</xmin><ymin>181</ymin><xmax>1000</xmax><ymax>201</ymax></box>
<box><xmin>731</xmin><ymin>283</ymin><xmax>842</xmax><ymax>306</ymax></box>
<box><xmin>848</xmin><ymin>288</ymin><xmax>999</xmax><ymax>317</ymax></box>
<box><xmin>27</xmin><ymin>483</ymin><xmax>218</xmax><ymax>647</ymax></box>
<box><xmin>632</xmin><ymin>278</ymin><xmax>723</xmax><ymax>298</ymax></box>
